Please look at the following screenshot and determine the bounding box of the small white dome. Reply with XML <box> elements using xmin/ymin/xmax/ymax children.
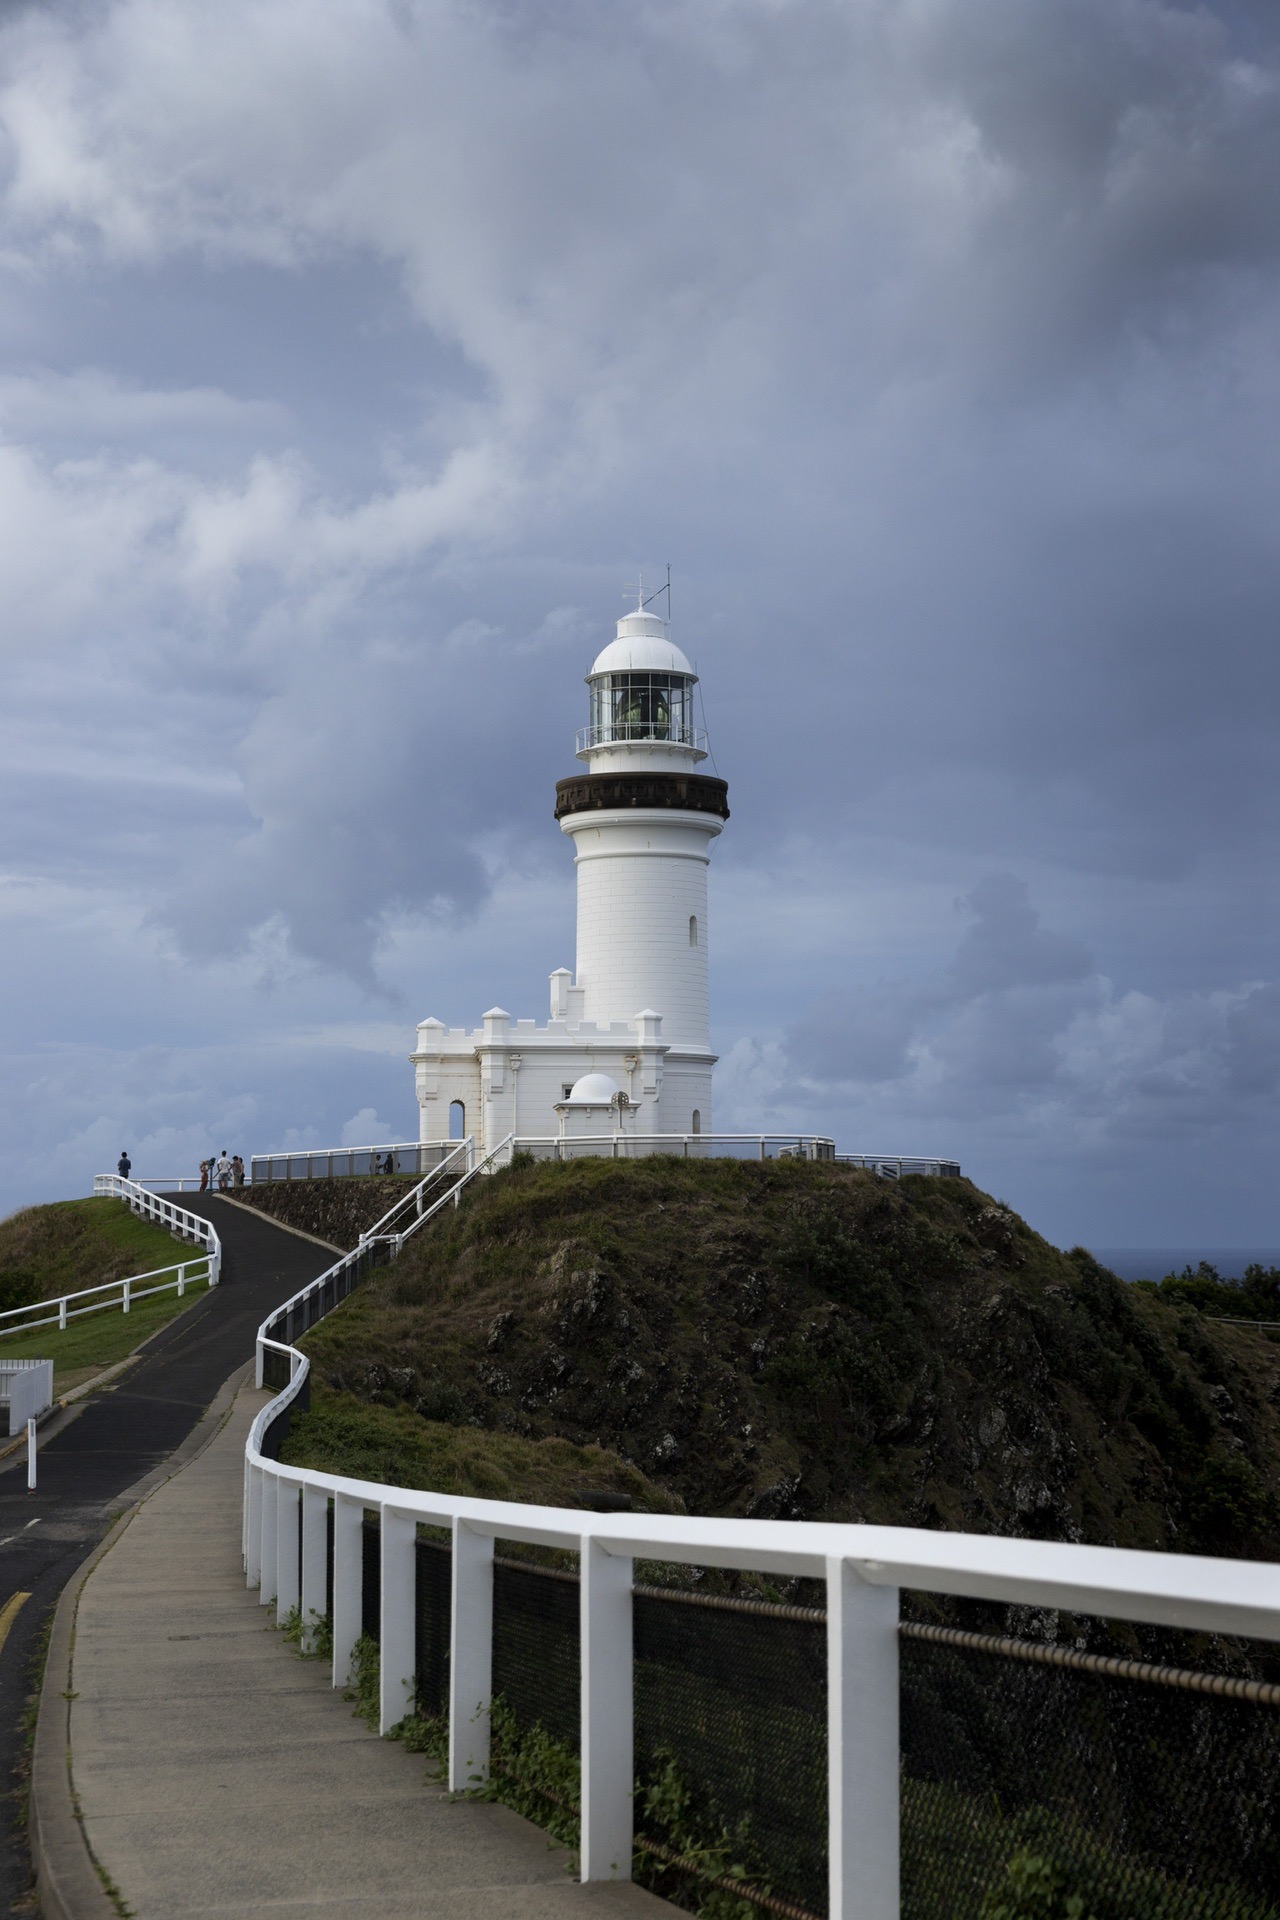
<box><xmin>590</xmin><ymin>610</ymin><xmax>695</xmax><ymax>679</ymax></box>
<box><xmin>565</xmin><ymin>1072</ymin><xmax>622</xmax><ymax>1104</ymax></box>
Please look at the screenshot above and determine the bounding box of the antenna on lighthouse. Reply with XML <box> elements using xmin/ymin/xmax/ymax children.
<box><xmin>641</xmin><ymin>564</ymin><xmax>672</xmax><ymax>623</ymax></box>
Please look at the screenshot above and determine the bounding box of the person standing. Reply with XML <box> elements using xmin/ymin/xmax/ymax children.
<box><xmin>232</xmin><ymin>1155</ymin><xmax>245</xmax><ymax>1188</ymax></box>
<box><xmin>199</xmin><ymin>1159</ymin><xmax>211</xmax><ymax>1192</ymax></box>
<box><xmin>117</xmin><ymin>1151</ymin><xmax>131</xmax><ymax>1180</ymax></box>
<box><xmin>216</xmin><ymin>1150</ymin><xmax>232</xmax><ymax>1191</ymax></box>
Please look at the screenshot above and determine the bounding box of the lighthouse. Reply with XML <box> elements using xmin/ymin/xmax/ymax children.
<box><xmin>411</xmin><ymin>597</ymin><xmax>730</xmax><ymax>1152</ymax></box>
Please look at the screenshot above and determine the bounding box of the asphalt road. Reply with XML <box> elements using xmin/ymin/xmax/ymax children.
<box><xmin>0</xmin><ymin>1195</ymin><xmax>335</xmax><ymax>1913</ymax></box>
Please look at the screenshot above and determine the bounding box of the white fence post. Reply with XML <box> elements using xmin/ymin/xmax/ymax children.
<box><xmin>259</xmin><ymin>1474</ymin><xmax>278</xmax><ymax>1606</ymax></box>
<box><xmin>331</xmin><ymin>1494</ymin><xmax>364</xmax><ymax>1688</ymax></box>
<box><xmin>380</xmin><ymin>1506</ymin><xmax>417</xmax><ymax>1734</ymax></box>
<box><xmin>827</xmin><ymin>1557</ymin><xmax>899</xmax><ymax>1920</ymax></box>
<box><xmin>301</xmin><ymin>1485</ymin><xmax>329</xmax><ymax>1651</ymax></box>
<box><xmin>58</xmin><ymin>1298</ymin><xmax>67</xmax><ymax>1330</ymax></box>
<box><xmin>245</xmin><ymin>1466</ymin><xmax>262</xmax><ymax>1586</ymax></box>
<box><xmin>579</xmin><ymin>1535</ymin><xmax>634</xmax><ymax>1883</ymax></box>
<box><xmin>276</xmin><ymin>1481</ymin><xmax>301</xmax><ymax>1619</ymax></box>
<box><xmin>449</xmin><ymin>1520</ymin><xmax>494</xmax><ymax>1791</ymax></box>
<box><xmin>122</xmin><ymin>1277</ymin><xmax>131</xmax><ymax>1314</ymax></box>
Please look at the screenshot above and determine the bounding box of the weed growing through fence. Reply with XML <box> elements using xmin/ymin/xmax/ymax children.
<box><xmin>635</xmin><ymin>1750</ymin><xmax>775</xmax><ymax>1920</ymax></box>
<box><xmin>474</xmin><ymin>1698</ymin><xmax>581</xmax><ymax>1853</ymax></box>
<box><xmin>339</xmin><ymin>1633</ymin><xmax>449</xmax><ymax>1764</ymax></box>
<box><xmin>276</xmin><ymin>1604</ymin><xmax>333</xmax><ymax>1663</ymax></box>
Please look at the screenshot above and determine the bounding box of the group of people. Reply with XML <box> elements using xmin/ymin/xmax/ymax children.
<box><xmin>199</xmin><ymin>1152</ymin><xmax>245</xmax><ymax>1192</ymax></box>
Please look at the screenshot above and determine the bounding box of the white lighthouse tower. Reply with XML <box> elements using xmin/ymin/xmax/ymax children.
<box><xmin>411</xmin><ymin>597</ymin><xmax>730</xmax><ymax>1151</ymax></box>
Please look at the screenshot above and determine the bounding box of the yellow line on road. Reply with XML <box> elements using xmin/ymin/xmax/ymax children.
<box><xmin>0</xmin><ymin>1589</ymin><xmax>31</xmax><ymax>1657</ymax></box>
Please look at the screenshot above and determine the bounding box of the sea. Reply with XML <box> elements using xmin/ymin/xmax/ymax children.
<box><xmin>1089</xmin><ymin>1247</ymin><xmax>1280</xmax><ymax>1283</ymax></box>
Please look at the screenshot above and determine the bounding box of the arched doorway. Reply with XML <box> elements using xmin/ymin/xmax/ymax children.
<box><xmin>449</xmin><ymin>1100</ymin><xmax>466</xmax><ymax>1141</ymax></box>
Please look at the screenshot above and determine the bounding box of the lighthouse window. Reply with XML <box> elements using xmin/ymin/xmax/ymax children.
<box><xmin>689</xmin><ymin>915</ymin><xmax>698</xmax><ymax>946</ymax></box>
<box><xmin>449</xmin><ymin>1100</ymin><xmax>466</xmax><ymax>1140</ymax></box>
<box><xmin>591</xmin><ymin>672</ymin><xmax>695</xmax><ymax>746</ymax></box>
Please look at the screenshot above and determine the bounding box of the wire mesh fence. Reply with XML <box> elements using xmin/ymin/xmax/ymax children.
<box><xmin>346</xmin><ymin>1515</ymin><xmax>1280</xmax><ymax>1919</ymax></box>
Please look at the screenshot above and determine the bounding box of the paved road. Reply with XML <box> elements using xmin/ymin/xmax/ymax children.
<box><xmin>0</xmin><ymin>1196</ymin><xmax>334</xmax><ymax>1914</ymax></box>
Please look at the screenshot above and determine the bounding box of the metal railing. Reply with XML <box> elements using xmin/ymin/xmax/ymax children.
<box><xmin>0</xmin><ymin>1252</ymin><xmax>216</xmax><ymax>1340</ymax></box>
<box><xmin>244</xmin><ymin>1137</ymin><xmax>964</xmax><ymax>1182</ymax></box>
<box><xmin>355</xmin><ymin>1139</ymin><xmax>474</xmax><ymax>1246</ymax></box>
<box><xmin>835</xmin><ymin>1155</ymin><xmax>962</xmax><ymax>1179</ymax></box>
<box><xmin>503</xmin><ymin>1133</ymin><xmax>838</xmax><ymax>1162</ymax></box>
<box><xmin>250</xmin><ymin>1140</ymin><xmax>460</xmax><ymax>1183</ymax></box>
<box><xmin>91</xmin><ymin>1174</ymin><xmax>222</xmax><ymax>1280</ymax></box>
<box><xmin>576</xmin><ymin>723</ymin><xmax>709</xmax><ymax>753</ymax></box>
<box><xmin>244</xmin><ymin>1241</ymin><xmax>1280</xmax><ymax>1917</ymax></box>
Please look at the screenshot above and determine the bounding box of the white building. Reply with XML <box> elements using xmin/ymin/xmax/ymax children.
<box><xmin>410</xmin><ymin>603</ymin><xmax>730</xmax><ymax>1152</ymax></box>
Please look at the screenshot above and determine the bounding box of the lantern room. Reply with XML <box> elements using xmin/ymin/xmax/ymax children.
<box><xmin>577</xmin><ymin>607</ymin><xmax>707</xmax><ymax>767</ymax></box>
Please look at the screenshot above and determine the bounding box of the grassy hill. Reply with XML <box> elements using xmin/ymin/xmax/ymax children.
<box><xmin>0</xmin><ymin>1196</ymin><xmax>211</xmax><ymax>1392</ymax></box>
<box><xmin>284</xmin><ymin>1156</ymin><xmax>1280</xmax><ymax>1561</ymax></box>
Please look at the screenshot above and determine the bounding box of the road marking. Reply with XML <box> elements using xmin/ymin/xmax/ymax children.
<box><xmin>0</xmin><ymin>1519</ymin><xmax>41</xmax><ymax>1549</ymax></box>
<box><xmin>0</xmin><ymin>1590</ymin><xmax>31</xmax><ymax>1657</ymax></box>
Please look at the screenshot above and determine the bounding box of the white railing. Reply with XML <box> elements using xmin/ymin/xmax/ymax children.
<box><xmin>0</xmin><ymin>1253</ymin><xmax>216</xmax><ymax>1341</ymax></box>
<box><xmin>91</xmin><ymin>1173</ymin><xmax>222</xmax><ymax>1281</ymax></box>
<box><xmin>131</xmin><ymin>1175</ymin><xmax>209</xmax><ymax>1192</ymax></box>
<box><xmin>575</xmin><ymin>722</ymin><xmax>709</xmax><ymax>754</ymax></box>
<box><xmin>356</xmin><ymin>1138</ymin><xmax>474</xmax><ymax>1246</ymax></box>
<box><xmin>243</xmin><ymin>1203</ymin><xmax>1280</xmax><ymax>1916</ymax></box>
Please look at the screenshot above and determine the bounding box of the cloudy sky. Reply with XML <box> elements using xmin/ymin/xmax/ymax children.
<box><xmin>0</xmin><ymin>0</ymin><xmax>1276</xmax><ymax>1249</ymax></box>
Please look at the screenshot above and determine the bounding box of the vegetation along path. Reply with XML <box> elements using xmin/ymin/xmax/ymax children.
<box><xmin>0</xmin><ymin>1194</ymin><xmax>333</xmax><ymax>1915</ymax></box>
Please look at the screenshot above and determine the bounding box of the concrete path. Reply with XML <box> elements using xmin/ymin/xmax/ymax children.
<box><xmin>1</xmin><ymin>1197</ymin><xmax>337</xmax><ymax>1913</ymax></box>
<box><xmin>47</xmin><ymin>1379</ymin><xmax>671</xmax><ymax>1919</ymax></box>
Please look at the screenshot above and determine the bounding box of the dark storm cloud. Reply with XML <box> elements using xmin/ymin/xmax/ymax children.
<box><xmin>0</xmin><ymin>0</ymin><xmax>1276</xmax><ymax>1236</ymax></box>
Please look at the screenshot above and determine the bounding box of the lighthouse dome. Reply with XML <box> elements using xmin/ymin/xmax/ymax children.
<box><xmin>589</xmin><ymin>609</ymin><xmax>695</xmax><ymax>680</ymax></box>
<box><xmin>564</xmin><ymin>1072</ymin><xmax>623</xmax><ymax>1105</ymax></box>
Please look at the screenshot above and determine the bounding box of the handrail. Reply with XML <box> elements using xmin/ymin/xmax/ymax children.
<box><xmin>245</xmin><ymin>1150</ymin><xmax>1280</xmax><ymax>1915</ymax></box>
<box><xmin>0</xmin><ymin>1253</ymin><xmax>216</xmax><ymax>1339</ymax></box>
<box><xmin>91</xmin><ymin>1174</ymin><xmax>221</xmax><ymax>1283</ymax></box>
<box><xmin>384</xmin><ymin>1133</ymin><xmax>511</xmax><ymax>1253</ymax></box>
<box><xmin>356</xmin><ymin>1138</ymin><xmax>473</xmax><ymax>1245</ymax></box>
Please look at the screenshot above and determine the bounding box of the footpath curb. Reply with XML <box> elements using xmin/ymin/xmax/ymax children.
<box><xmin>30</xmin><ymin>1360</ymin><xmax>254</xmax><ymax>1920</ymax></box>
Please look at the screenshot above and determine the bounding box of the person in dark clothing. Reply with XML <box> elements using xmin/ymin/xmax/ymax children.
<box><xmin>117</xmin><ymin>1151</ymin><xmax>131</xmax><ymax>1179</ymax></box>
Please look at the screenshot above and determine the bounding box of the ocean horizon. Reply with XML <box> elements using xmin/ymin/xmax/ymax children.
<box><xmin>1087</xmin><ymin>1247</ymin><xmax>1280</xmax><ymax>1283</ymax></box>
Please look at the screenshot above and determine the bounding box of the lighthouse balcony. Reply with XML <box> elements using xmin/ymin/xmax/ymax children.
<box><xmin>576</xmin><ymin>721</ymin><xmax>708</xmax><ymax>753</ymax></box>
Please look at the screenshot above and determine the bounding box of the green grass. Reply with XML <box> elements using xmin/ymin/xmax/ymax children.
<box><xmin>280</xmin><ymin>1382</ymin><xmax>681</xmax><ymax>1511</ymax></box>
<box><xmin>0</xmin><ymin>1279</ymin><xmax>213</xmax><ymax>1394</ymax></box>
<box><xmin>0</xmin><ymin>1197</ymin><xmax>213</xmax><ymax>1394</ymax></box>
